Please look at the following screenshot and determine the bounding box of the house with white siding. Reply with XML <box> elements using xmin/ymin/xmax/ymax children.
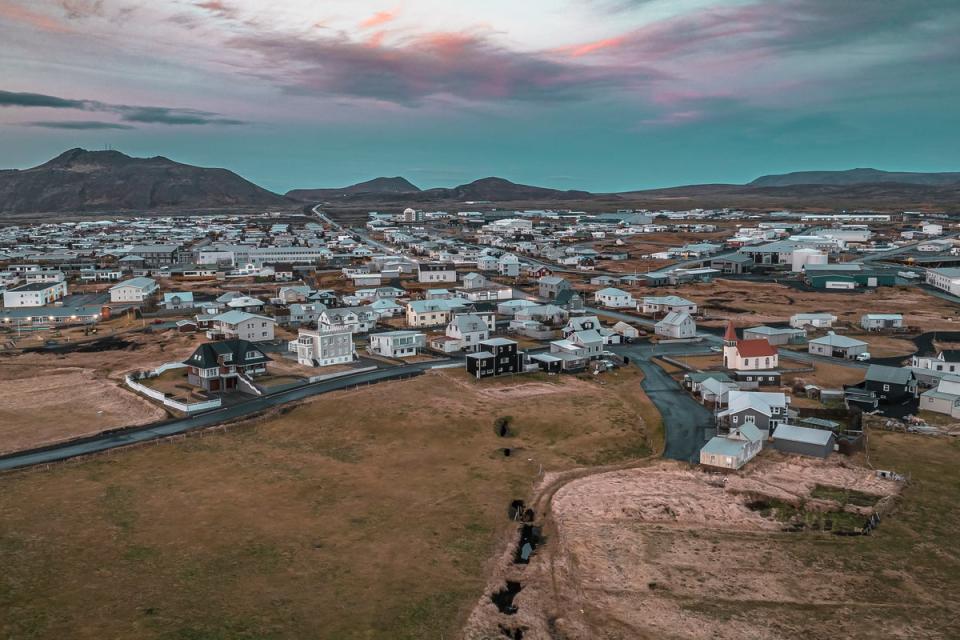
<box><xmin>109</xmin><ymin>277</ymin><xmax>158</xmax><ymax>303</ymax></box>
<box><xmin>594</xmin><ymin>287</ymin><xmax>635</xmax><ymax>309</ymax></box>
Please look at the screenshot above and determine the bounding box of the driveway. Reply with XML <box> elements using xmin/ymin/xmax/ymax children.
<box><xmin>615</xmin><ymin>342</ymin><xmax>715</xmax><ymax>463</ymax></box>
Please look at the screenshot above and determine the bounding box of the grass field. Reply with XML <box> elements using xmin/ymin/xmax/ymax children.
<box><xmin>0</xmin><ymin>367</ymin><xmax>656</xmax><ymax>640</ymax></box>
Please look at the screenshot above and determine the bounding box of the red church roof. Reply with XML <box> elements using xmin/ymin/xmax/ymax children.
<box><xmin>724</xmin><ymin>320</ymin><xmax>737</xmax><ymax>342</ymax></box>
<box><xmin>736</xmin><ymin>338</ymin><xmax>778</xmax><ymax>358</ymax></box>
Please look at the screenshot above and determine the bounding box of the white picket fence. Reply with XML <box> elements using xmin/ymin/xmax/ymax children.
<box><xmin>125</xmin><ymin>363</ymin><xmax>222</xmax><ymax>413</ymax></box>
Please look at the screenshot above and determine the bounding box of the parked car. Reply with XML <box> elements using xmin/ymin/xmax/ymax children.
<box><xmin>856</xmin><ymin>352</ymin><xmax>871</xmax><ymax>362</ymax></box>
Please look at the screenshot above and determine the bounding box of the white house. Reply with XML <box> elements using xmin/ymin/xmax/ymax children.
<box><xmin>445</xmin><ymin>313</ymin><xmax>490</xmax><ymax>351</ymax></box>
<box><xmin>919</xmin><ymin>375</ymin><xmax>960</xmax><ymax>418</ymax></box>
<box><xmin>789</xmin><ymin>313</ymin><xmax>837</xmax><ymax>329</ymax></box>
<box><xmin>699</xmin><ymin>422</ymin><xmax>764</xmax><ymax>470</ymax></box>
<box><xmin>594</xmin><ymin>287</ymin><xmax>635</xmax><ymax>309</ymax></box>
<box><xmin>860</xmin><ymin>313</ymin><xmax>904</xmax><ymax>331</ymax></box>
<box><xmin>292</xmin><ymin>327</ymin><xmax>355</xmax><ymax>367</ymax></box>
<box><xmin>162</xmin><ymin>292</ymin><xmax>195</xmax><ymax>311</ymax></box>
<box><xmin>208</xmin><ymin>310</ymin><xmax>276</xmax><ymax>342</ymax></box>
<box><xmin>497</xmin><ymin>254</ymin><xmax>521</xmax><ymax>277</ymax></box>
<box><xmin>641</xmin><ymin>295</ymin><xmax>698</xmax><ymax>315</ymax></box>
<box><xmin>913</xmin><ymin>349</ymin><xmax>960</xmax><ymax>375</ymax></box>
<box><xmin>368</xmin><ymin>330</ymin><xmax>426</xmax><ymax>358</ymax></box>
<box><xmin>655</xmin><ymin>311</ymin><xmax>696</xmax><ymax>339</ymax></box>
<box><xmin>110</xmin><ymin>277</ymin><xmax>158</xmax><ymax>303</ymax></box>
<box><xmin>320</xmin><ymin>306</ymin><xmax>377</xmax><ymax>334</ymax></box>
<box><xmin>2</xmin><ymin>281</ymin><xmax>68</xmax><ymax>308</ymax></box>
<box><xmin>418</xmin><ymin>262</ymin><xmax>457</xmax><ymax>283</ymax></box>
<box><xmin>612</xmin><ymin>321</ymin><xmax>640</xmax><ymax>339</ymax></box>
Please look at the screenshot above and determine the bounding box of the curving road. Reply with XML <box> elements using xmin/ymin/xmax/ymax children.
<box><xmin>0</xmin><ymin>360</ymin><xmax>453</xmax><ymax>472</ymax></box>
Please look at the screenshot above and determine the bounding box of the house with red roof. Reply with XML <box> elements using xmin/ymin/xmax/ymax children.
<box><xmin>722</xmin><ymin>320</ymin><xmax>781</xmax><ymax>387</ymax></box>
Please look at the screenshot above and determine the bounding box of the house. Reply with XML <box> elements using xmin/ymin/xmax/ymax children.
<box><xmin>790</xmin><ymin>313</ymin><xmax>837</xmax><ymax>329</ymax></box>
<box><xmin>291</xmin><ymin>327</ymin><xmax>355</xmax><ymax>367</ymax></box>
<box><xmin>919</xmin><ymin>375</ymin><xmax>960</xmax><ymax>418</ymax></box>
<box><xmin>742</xmin><ymin>326</ymin><xmax>805</xmax><ymax>346</ymax></box>
<box><xmin>2</xmin><ymin>281</ymin><xmax>68</xmax><ymax>308</ymax></box>
<box><xmin>320</xmin><ymin>306</ymin><xmax>377</xmax><ymax>334</ymax></box>
<box><xmin>109</xmin><ymin>277</ymin><xmax>158</xmax><ymax>303</ymax></box>
<box><xmin>288</xmin><ymin>302</ymin><xmax>325</xmax><ymax>326</ymax></box>
<box><xmin>641</xmin><ymin>296</ymin><xmax>698</xmax><ymax>315</ymax></box>
<box><xmin>808</xmin><ymin>332</ymin><xmax>869</xmax><ymax>359</ymax></box>
<box><xmin>418</xmin><ymin>262</ymin><xmax>457</xmax><ymax>283</ymax></box>
<box><xmin>498</xmin><ymin>254</ymin><xmax>521</xmax><ymax>277</ymax></box>
<box><xmin>722</xmin><ymin>320</ymin><xmax>779</xmax><ymax>376</ymax></box>
<box><xmin>445</xmin><ymin>313</ymin><xmax>491</xmax><ymax>351</ymax></box>
<box><xmin>655</xmin><ymin>311</ymin><xmax>697</xmax><ymax>339</ymax></box>
<box><xmin>368</xmin><ymin>330</ymin><xmax>426</xmax><ymax>358</ymax></box>
<box><xmin>912</xmin><ymin>349</ymin><xmax>960</xmax><ymax>375</ymax></box>
<box><xmin>462</xmin><ymin>272</ymin><xmax>486</xmax><ymax>289</ymax></box>
<box><xmin>515</xmin><ymin>303</ymin><xmax>568</xmax><ymax>325</ymax></box>
<box><xmin>699</xmin><ymin>422</ymin><xmax>764</xmax><ymax>470</ymax></box>
<box><xmin>207</xmin><ymin>310</ymin><xmax>276</xmax><ymax>342</ymax></box>
<box><xmin>698</xmin><ymin>376</ymin><xmax>739</xmax><ymax>406</ymax></box>
<box><xmin>226</xmin><ymin>296</ymin><xmax>266</xmax><ymax>313</ymax></box>
<box><xmin>594</xmin><ymin>287</ymin><xmax>635</xmax><ymax>309</ymax></box>
<box><xmin>563</xmin><ymin>315</ymin><xmax>620</xmax><ymax>344</ymax></box>
<box><xmin>860</xmin><ymin>313</ymin><xmax>904</xmax><ymax>331</ymax></box>
<box><xmin>554</xmin><ymin>289</ymin><xmax>584</xmax><ymax>312</ymax></box>
<box><xmin>183</xmin><ymin>339</ymin><xmax>271</xmax><ymax>394</ymax></box>
<box><xmin>612</xmin><ymin>321</ymin><xmax>640</xmax><ymax>339</ymax></box>
<box><xmin>368</xmin><ymin>298</ymin><xmax>404</xmax><ymax>318</ymax></box>
<box><xmin>278</xmin><ymin>285</ymin><xmax>312</xmax><ymax>304</ymax></box>
<box><xmin>771</xmin><ymin>424</ymin><xmax>835</xmax><ymax>458</ymax></box>
<box><xmin>538</xmin><ymin>275</ymin><xmax>570</xmax><ymax>300</ymax></box>
<box><xmin>717</xmin><ymin>390</ymin><xmax>791</xmax><ymax>437</ymax></box>
<box><xmin>845</xmin><ymin>365</ymin><xmax>918</xmax><ymax>413</ymax></box>
<box><xmin>549</xmin><ymin>330</ymin><xmax>604</xmax><ymax>370</ymax></box>
<box><xmin>162</xmin><ymin>292</ymin><xmax>195</xmax><ymax>310</ymax></box>
<box><xmin>406</xmin><ymin>298</ymin><xmax>468</xmax><ymax>327</ymax></box>
<box><xmin>466</xmin><ymin>338</ymin><xmax>524</xmax><ymax>378</ymax></box>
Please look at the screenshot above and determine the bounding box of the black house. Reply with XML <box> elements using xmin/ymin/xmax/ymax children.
<box><xmin>466</xmin><ymin>338</ymin><xmax>524</xmax><ymax>378</ymax></box>
<box><xmin>845</xmin><ymin>364</ymin><xmax>918</xmax><ymax>415</ymax></box>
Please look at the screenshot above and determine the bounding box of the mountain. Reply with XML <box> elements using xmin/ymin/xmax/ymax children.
<box><xmin>287</xmin><ymin>176</ymin><xmax>596</xmax><ymax>203</ymax></box>
<box><xmin>0</xmin><ymin>148</ymin><xmax>288</xmax><ymax>214</ymax></box>
<box><xmin>749</xmin><ymin>168</ymin><xmax>960</xmax><ymax>188</ymax></box>
<box><xmin>287</xmin><ymin>176</ymin><xmax>420</xmax><ymax>201</ymax></box>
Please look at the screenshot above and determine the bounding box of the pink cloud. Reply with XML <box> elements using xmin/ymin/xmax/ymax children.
<box><xmin>359</xmin><ymin>8</ymin><xmax>397</xmax><ymax>30</ymax></box>
<box><xmin>0</xmin><ymin>0</ymin><xmax>72</xmax><ymax>33</ymax></box>
<box><xmin>567</xmin><ymin>35</ymin><xmax>628</xmax><ymax>58</ymax></box>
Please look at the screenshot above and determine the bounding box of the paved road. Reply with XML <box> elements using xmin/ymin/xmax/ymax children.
<box><xmin>0</xmin><ymin>360</ymin><xmax>453</xmax><ymax>472</ymax></box>
<box><xmin>614</xmin><ymin>342</ymin><xmax>714</xmax><ymax>462</ymax></box>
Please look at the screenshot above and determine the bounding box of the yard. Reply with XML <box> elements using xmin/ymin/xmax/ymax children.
<box><xmin>464</xmin><ymin>432</ymin><xmax>960</xmax><ymax>639</ymax></box>
<box><xmin>0</xmin><ymin>366</ymin><xmax>657</xmax><ymax>640</ymax></box>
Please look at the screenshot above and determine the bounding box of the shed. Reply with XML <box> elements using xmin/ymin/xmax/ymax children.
<box><xmin>771</xmin><ymin>424</ymin><xmax>835</xmax><ymax>458</ymax></box>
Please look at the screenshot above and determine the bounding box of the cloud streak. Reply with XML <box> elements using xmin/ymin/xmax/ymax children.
<box><xmin>0</xmin><ymin>89</ymin><xmax>245</xmax><ymax>126</ymax></box>
<box><xmin>27</xmin><ymin>119</ymin><xmax>135</xmax><ymax>129</ymax></box>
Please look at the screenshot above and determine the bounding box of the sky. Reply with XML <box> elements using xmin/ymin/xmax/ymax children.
<box><xmin>0</xmin><ymin>0</ymin><xmax>958</xmax><ymax>194</ymax></box>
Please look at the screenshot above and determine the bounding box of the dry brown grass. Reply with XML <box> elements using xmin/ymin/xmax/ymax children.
<box><xmin>0</xmin><ymin>366</ymin><xmax>656</xmax><ymax>640</ymax></box>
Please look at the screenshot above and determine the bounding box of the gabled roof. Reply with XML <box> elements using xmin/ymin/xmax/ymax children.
<box><xmin>657</xmin><ymin>311</ymin><xmax>693</xmax><ymax>327</ymax></box>
<box><xmin>736</xmin><ymin>338</ymin><xmax>777</xmax><ymax>358</ymax></box>
<box><xmin>772</xmin><ymin>424</ymin><xmax>834</xmax><ymax>446</ymax></box>
<box><xmin>210</xmin><ymin>310</ymin><xmax>273</xmax><ymax>325</ymax></box>
<box><xmin>110</xmin><ymin>276</ymin><xmax>156</xmax><ymax>290</ymax></box>
<box><xmin>450</xmin><ymin>313</ymin><xmax>488</xmax><ymax>333</ymax></box>
<box><xmin>865</xmin><ymin>364</ymin><xmax>914</xmax><ymax>385</ymax></box>
<box><xmin>183</xmin><ymin>339</ymin><xmax>272</xmax><ymax>369</ymax></box>
<box><xmin>809</xmin><ymin>333</ymin><xmax>868</xmax><ymax>348</ymax></box>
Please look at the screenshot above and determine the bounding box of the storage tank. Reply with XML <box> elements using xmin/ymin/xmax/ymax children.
<box><xmin>791</xmin><ymin>249</ymin><xmax>827</xmax><ymax>272</ymax></box>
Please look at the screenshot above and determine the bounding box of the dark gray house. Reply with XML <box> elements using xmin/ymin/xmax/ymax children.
<box><xmin>466</xmin><ymin>338</ymin><xmax>524</xmax><ymax>378</ymax></box>
<box><xmin>845</xmin><ymin>365</ymin><xmax>918</xmax><ymax>414</ymax></box>
<box><xmin>771</xmin><ymin>424</ymin><xmax>835</xmax><ymax>458</ymax></box>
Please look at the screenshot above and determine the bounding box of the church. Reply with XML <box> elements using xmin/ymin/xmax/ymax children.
<box><xmin>722</xmin><ymin>320</ymin><xmax>781</xmax><ymax>387</ymax></box>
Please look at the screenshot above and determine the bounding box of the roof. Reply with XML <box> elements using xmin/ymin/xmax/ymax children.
<box><xmin>481</xmin><ymin>337</ymin><xmax>517</xmax><ymax>347</ymax></box>
<box><xmin>865</xmin><ymin>364</ymin><xmax>914</xmax><ymax>385</ymax></box>
<box><xmin>701</xmin><ymin>436</ymin><xmax>749</xmax><ymax>457</ymax></box>
<box><xmin>723</xmin><ymin>320</ymin><xmax>737</xmax><ymax>342</ymax></box>
<box><xmin>736</xmin><ymin>422</ymin><xmax>764</xmax><ymax>443</ymax></box>
<box><xmin>644</xmin><ymin>295</ymin><xmax>695</xmax><ymax>306</ymax></box>
<box><xmin>183</xmin><ymin>339</ymin><xmax>272</xmax><ymax>369</ymax></box>
<box><xmin>862</xmin><ymin>313</ymin><xmax>903</xmax><ymax>320</ymax></box>
<box><xmin>450</xmin><ymin>313</ymin><xmax>488</xmax><ymax>333</ymax></box>
<box><xmin>791</xmin><ymin>313</ymin><xmax>836</xmax><ymax>320</ymax></box>
<box><xmin>744</xmin><ymin>326</ymin><xmax>803</xmax><ymax>336</ymax></box>
<box><xmin>809</xmin><ymin>333</ymin><xmax>868</xmax><ymax>348</ymax></box>
<box><xmin>163</xmin><ymin>292</ymin><xmax>194</xmax><ymax>303</ymax></box>
<box><xmin>595</xmin><ymin>287</ymin><xmax>631</xmax><ymax>297</ymax></box>
<box><xmin>110</xmin><ymin>277</ymin><xmax>156</xmax><ymax>290</ymax></box>
<box><xmin>772</xmin><ymin>424</ymin><xmax>834</xmax><ymax>446</ymax></box>
<box><xmin>720</xmin><ymin>390</ymin><xmax>787</xmax><ymax>417</ymax></box>
<box><xmin>657</xmin><ymin>311</ymin><xmax>693</xmax><ymax>327</ymax></box>
<box><xmin>736</xmin><ymin>338</ymin><xmax>777</xmax><ymax>358</ymax></box>
<box><xmin>6</xmin><ymin>281</ymin><xmax>63</xmax><ymax>292</ymax></box>
<box><xmin>210</xmin><ymin>310</ymin><xmax>274</xmax><ymax>325</ymax></box>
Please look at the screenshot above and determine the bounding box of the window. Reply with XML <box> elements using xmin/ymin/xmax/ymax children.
<box><xmin>883</xmin><ymin>384</ymin><xmax>890</xmax><ymax>391</ymax></box>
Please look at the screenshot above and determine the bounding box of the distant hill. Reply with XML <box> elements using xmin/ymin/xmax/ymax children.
<box><xmin>749</xmin><ymin>168</ymin><xmax>960</xmax><ymax>188</ymax></box>
<box><xmin>288</xmin><ymin>176</ymin><xmax>596</xmax><ymax>203</ymax></box>
<box><xmin>0</xmin><ymin>148</ymin><xmax>288</xmax><ymax>214</ymax></box>
<box><xmin>287</xmin><ymin>176</ymin><xmax>420</xmax><ymax>201</ymax></box>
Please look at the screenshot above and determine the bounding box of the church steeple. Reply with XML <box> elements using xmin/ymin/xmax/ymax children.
<box><xmin>723</xmin><ymin>320</ymin><xmax>737</xmax><ymax>346</ymax></box>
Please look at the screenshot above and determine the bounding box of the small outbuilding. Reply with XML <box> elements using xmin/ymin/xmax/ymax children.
<box><xmin>771</xmin><ymin>424</ymin><xmax>835</xmax><ymax>458</ymax></box>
